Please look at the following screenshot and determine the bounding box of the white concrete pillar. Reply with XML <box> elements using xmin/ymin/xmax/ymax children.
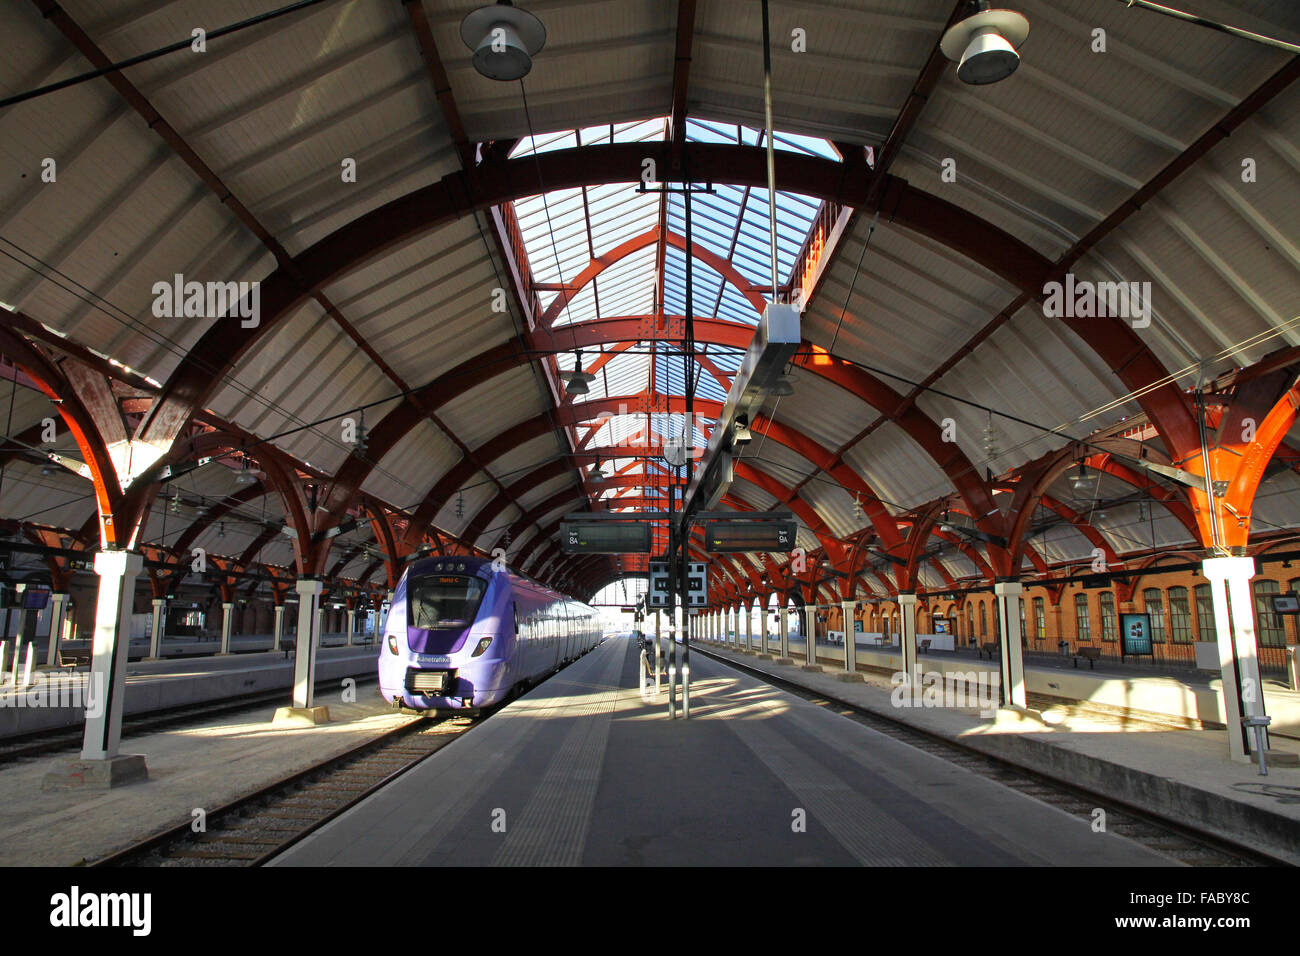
<box><xmin>148</xmin><ymin>597</ymin><xmax>165</xmax><ymax>660</ymax></box>
<box><xmin>272</xmin><ymin>604</ymin><xmax>285</xmax><ymax>652</ymax></box>
<box><xmin>315</xmin><ymin>605</ymin><xmax>324</xmax><ymax>645</ymax></box>
<box><xmin>779</xmin><ymin>603</ymin><xmax>789</xmax><ymax>659</ymax></box>
<box><xmin>804</xmin><ymin>604</ymin><xmax>817</xmax><ymax>667</ymax></box>
<box><xmin>898</xmin><ymin>592</ymin><xmax>919</xmax><ymax>687</ymax></box>
<box><xmin>292</xmin><ymin>579</ymin><xmax>325</xmax><ymax>709</ymax></box>
<box><xmin>993</xmin><ymin>580</ymin><xmax>1027</xmax><ymax>710</ymax></box>
<box><xmin>346</xmin><ymin>608</ymin><xmax>357</xmax><ymax>646</ymax></box>
<box><xmin>46</xmin><ymin>592</ymin><xmax>70</xmax><ymax>667</ymax></box>
<box><xmin>1203</xmin><ymin>556</ymin><xmax>1268</xmax><ymax>762</ymax></box>
<box><xmin>81</xmin><ymin>551</ymin><xmax>144</xmax><ymax>761</ymax></box>
<box><xmin>219</xmin><ymin>601</ymin><xmax>234</xmax><ymax>655</ymax></box>
<box><xmin>744</xmin><ymin>604</ymin><xmax>752</xmax><ymax>652</ymax></box>
<box><xmin>841</xmin><ymin>600</ymin><xmax>857</xmax><ymax>673</ymax></box>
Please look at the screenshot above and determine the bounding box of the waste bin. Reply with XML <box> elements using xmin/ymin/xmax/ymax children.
<box><xmin>1058</xmin><ymin>640</ymin><xmax>1069</xmax><ymax>656</ymax></box>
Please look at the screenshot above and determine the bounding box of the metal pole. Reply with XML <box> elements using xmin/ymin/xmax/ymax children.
<box><xmin>683</xmin><ymin>608</ymin><xmax>692</xmax><ymax>719</ymax></box>
<box><xmin>655</xmin><ymin>610</ymin><xmax>662</xmax><ymax>696</ymax></box>
<box><xmin>668</xmin><ymin>605</ymin><xmax>677</xmax><ymax>719</ymax></box>
<box><xmin>760</xmin><ymin>0</ymin><xmax>779</xmax><ymax>302</ymax></box>
<box><xmin>1195</xmin><ymin>389</ymin><xmax>1224</xmax><ymax>553</ymax></box>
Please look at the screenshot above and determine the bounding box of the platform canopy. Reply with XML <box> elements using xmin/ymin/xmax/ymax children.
<box><xmin>0</xmin><ymin>0</ymin><xmax>1298</xmax><ymax>604</ymax></box>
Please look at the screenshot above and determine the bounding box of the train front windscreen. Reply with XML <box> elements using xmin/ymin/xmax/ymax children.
<box><xmin>407</xmin><ymin>574</ymin><xmax>487</xmax><ymax>630</ymax></box>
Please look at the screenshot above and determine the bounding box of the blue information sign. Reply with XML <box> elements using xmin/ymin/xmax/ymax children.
<box><xmin>1120</xmin><ymin>613</ymin><xmax>1153</xmax><ymax>656</ymax></box>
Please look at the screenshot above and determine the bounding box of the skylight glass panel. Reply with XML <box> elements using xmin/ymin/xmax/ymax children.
<box><xmin>602</xmin><ymin>351</ymin><xmax>651</xmax><ymax>398</ymax></box>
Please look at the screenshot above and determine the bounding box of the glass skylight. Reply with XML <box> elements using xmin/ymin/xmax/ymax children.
<box><xmin>507</xmin><ymin>117</ymin><xmax>840</xmax><ymax>514</ymax></box>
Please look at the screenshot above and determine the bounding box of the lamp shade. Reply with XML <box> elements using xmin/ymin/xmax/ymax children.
<box><xmin>461</xmin><ymin>3</ymin><xmax>547</xmax><ymax>82</ymax></box>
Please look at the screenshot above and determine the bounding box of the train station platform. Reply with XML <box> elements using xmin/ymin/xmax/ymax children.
<box><xmin>269</xmin><ymin>637</ymin><xmax>1178</xmax><ymax>867</ymax></box>
<box><xmin>702</xmin><ymin>640</ymin><xmax>1300</xmax><ymax>864</ymax></box>
<box><xmin>0</xmin><ymin>645</ymin><xmax>381</xmax><ymax>739</ymax></box>
<box><xmin>751</xmin><ymin>636</ymin><xmax>1300</xmax><ymax>738</ymax></box>
<box><xmin>8</xmin><ymin>632</ymin><xmax>373</xmax><ymax>663</ymax></box>
<box><xmin>0</xmin><ymin>695</ymin><xmax>415</xmax><ymax>866</ymax></box>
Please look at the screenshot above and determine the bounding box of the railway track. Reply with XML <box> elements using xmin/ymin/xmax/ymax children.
<box><xmin>0</xmin><ymin>674</ymin><xmax>379</xmax><ymax>767</ymax></box>
<box><xmin>93</xmin><ymin>714</ymin><xmax>477</xmax><ymax>867</ymax></box>
<box><xmin>693</xmin><ymin>644</ymin><xmax>1285</xmax><ymax>868</ymax></box>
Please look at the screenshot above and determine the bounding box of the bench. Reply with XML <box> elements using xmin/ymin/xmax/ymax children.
<box><xmin>978</xmin><ymin>642</ymin><xmax>999</xmax><ymax>660</ymax></box>
<box><xmin>1073</xmin><ymin>646</ymin><xmax>1102</xmax><ymax>669</ymax></box>
<box><xmin>280</xmin><ymin>641</ymin><xmax>296</xmax><ymax>660</ymax></box>
<box><xmin>918</xmin><ymin>639</ymin><xmax>931</xmax><ymax>655</ymax></box>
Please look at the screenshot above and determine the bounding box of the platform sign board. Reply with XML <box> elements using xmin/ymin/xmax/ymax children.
<box><xmin>648</xmin><ymin>562</ymin><xmax>669</xmax><ymax>607</ymax></box>
<box><xmin>1270</xmin><ymin>592</ymin><xmax>1300</xmax><ymax>615</ymax></box>
<box><xmin>560</xmin><ymin>521</ymin><xmax>651</xmax><ymax>555</ymax></box>
<box><xmin>704</xmin><ymin>520</ymin><xmax>796</xmax><ymax>553</ymax></box>
<box><xmin>647</xmin><ymin>561</ymin><xmax>708</xmax><ymax>608</ymax></box>
<box><xmin>1120</xmin><ymin>613</ymin><xmax>1153</xmax><ymax>656</ymax></box>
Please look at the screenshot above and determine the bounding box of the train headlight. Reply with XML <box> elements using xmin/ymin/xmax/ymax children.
<box><xmin>471</xmin><ymin>637</ymin><xmax>493</xmax><ymax>657</ymax></box>
<box><xmin>387</xmin><ymin>634</ymin><xmax>399</xmax><ymax>655</ymax></box>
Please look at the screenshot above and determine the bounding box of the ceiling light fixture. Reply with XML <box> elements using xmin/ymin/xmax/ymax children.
<box><xmin>564</xmin><ymin>350</ymin><xmax>596</xmax><ymax>396</ymax></box>
<box><xmin>234</xmin><ymin>456</ymin><xmax>258</xmax><ymax>485</ymax></box>
<box><xmin>461</xmin><ymin>1</ymin><xmax>547</xmax><ymax>82</ymax></box>
<box><xmin>732</xmin><ymin>414</ymin><xmax>753</xmax><ymax>446</ymax></box>
<box><xmin>769</xmin><ymin>375</ymin><xmax>794</xmax><ymax>397</ymax></box>
<box><xmin>940</xmin><ymin>3</ymin><xmax>1029</xmax><ymax>85</ymax></box>
<box><xmin>1070</xmin><ymin>461</ymin><xmax>1092</xmax><ymax>491</ymax></box>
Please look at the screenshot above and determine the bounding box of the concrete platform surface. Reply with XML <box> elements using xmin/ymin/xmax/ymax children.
<box><xmin>270</xmin><ymin>638</ymin><xmax>1175</xmax><ymax>867</ymax></box>
<box><xmin>0</xmin><ymin>646</ymin><xmax>380</xmax><ymax>739</ymax></box>
<box><xmin>0</xmin><ymin>692</ymin><xmax>415</xmax><ymax>866</ymax></box>
<box><xmin>702</xmin><ymin>641</ymin><xmax>1300</xmax><ymax>864</ymax></box>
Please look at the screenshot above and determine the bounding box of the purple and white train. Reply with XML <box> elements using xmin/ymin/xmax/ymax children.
<box><xmin>378</xmin><ymin>555</ymin><xmax>602</xmax><ymax>713</ymax></box>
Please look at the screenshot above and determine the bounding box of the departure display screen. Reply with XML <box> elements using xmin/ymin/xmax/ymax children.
<box><xmin>561</xmin><ymin>522</ymin><xmax>652</xmax><ymax>554</ymax></box>
<box><xmin>705</xmin><ymin>520</ymin><xmax>796</xmax><ymax>553</ymax></box>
